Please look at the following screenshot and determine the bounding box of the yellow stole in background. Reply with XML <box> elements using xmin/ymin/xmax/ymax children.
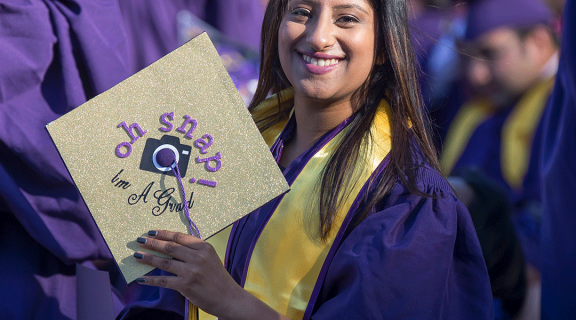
<box><xmin>193</xmin><ymin>90</ymin><xmax>392</xmax><ymax>319</ymax></box>
<box><xmin>441</xmin><ymin>77</ymin><xmax>553</xmax><ymax>189</ymax></box>
<box><xmin>501</xmin><ymin>77</ymin><xmax>554</xmax><ymax>189</ymax></box>
<box><xmin>441</xmin><ymin>100</ymin><xmax>492</xmax><ymax>175</ymax></box>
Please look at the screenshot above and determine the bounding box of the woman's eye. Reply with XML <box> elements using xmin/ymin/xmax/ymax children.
<box><xmin>337</xmin><ymin>15</ymin><xmax>360</xmax><ymax>24</ymax></box>
<box><xmin>292</xmin><ymin>8</ymin><xmax>312</xmax><ymax>19</ymax></box>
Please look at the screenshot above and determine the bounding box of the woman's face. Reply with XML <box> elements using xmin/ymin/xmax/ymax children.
<box><xmin>278</xmin><ymin>0</ymin><xmax>376</xmax><ymax>106</ymax></box>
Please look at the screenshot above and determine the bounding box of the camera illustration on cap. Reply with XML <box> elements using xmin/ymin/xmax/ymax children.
<box><xmin>139</xmin><ymin>135</ymin><xmax>192</xmax><ymax>177</ymax></box>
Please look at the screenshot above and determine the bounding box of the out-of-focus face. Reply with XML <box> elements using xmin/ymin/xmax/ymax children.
<box><xmin>277</xmin><ymin>0</ymin><xmax>376</xmax><ymax>107</ymax></box>
<box><xmin>463</xmin><ymin>27</ymin><xmax>542</xmax><ymax>107</ymax></box>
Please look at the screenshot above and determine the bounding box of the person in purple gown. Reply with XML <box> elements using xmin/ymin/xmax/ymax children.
<box><xmin>440</xmin><ymin>0</ymin><xmax>560</xmax><ymax>317</ymax></box>
<box><xmin>539</xmin><ymin>0</ymin><xmax>576</xmax><ymax>317</ymax></box>
<box><xmin>0</xmin><ymin>0</ymin><xmax>132</xmax><ymax>318</ymax></box>
<box><xmin>120</xmin><ymin>0</ymin><xmax>493</xmax><ymax>319</ymax></box>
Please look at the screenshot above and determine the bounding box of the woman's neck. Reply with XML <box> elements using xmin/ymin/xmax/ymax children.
<box><xmin>278</xmin><ymin>95</ymin><xmax>357</xmax><ymax>167</ymax></box>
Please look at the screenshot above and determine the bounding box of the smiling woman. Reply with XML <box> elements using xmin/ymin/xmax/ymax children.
<box><xmin>120</xmin><ymin>0</ymin><xmax>494</xmax><ymax>319</ymax></box>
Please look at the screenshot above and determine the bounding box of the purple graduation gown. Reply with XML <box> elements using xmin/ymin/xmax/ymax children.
<box><xmin>0</xmin><ymin>0</ymin><xmax>130</xmax><ymax>318</ymax></box>
<box><xmin>120</xmin><ymin>115</ymin><xmax>493</xmax><ymax>319</ymax></box>
<box><xmin>450</xmin><ymin>100</ymin><xmax>545</xmax><ymax>270</ymax></box>
<box><xmin>539</xmin><ymin>0</ymin><xmax>576</xmax><ymax>317</ymax></box>
<box><xmin>450</xmin><ymin>105</ymin><xmax>517</xmax><ymax>192</ymax></box>
<box><xmin>118</xmin><ymin>0</ymin><xmax>265</xmax><ymax>74</ymax></box>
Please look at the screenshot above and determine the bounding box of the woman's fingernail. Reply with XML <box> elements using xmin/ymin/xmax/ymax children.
<box><xmin>148</xmin><ymin>230</ymin><xmax>158</xmax><ymax>236</ymax></box>
<box><xmin>136</xmin><ymin>278</ymin><xmax>146</xmax><ymax>283</ymax></box>
<box><xmin>134</xmin><ymin>252</ymin><xmax>144</xmax><ymax>259</ymax></box>
<box><xmin>136</xmin><ymin>237</ymin><xmax>147</xmax><ymax>244</ymax></box>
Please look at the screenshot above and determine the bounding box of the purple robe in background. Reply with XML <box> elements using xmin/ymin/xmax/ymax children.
<box><xmin>410</xmin><ymin>5</ymin><xmax>468</xmax><ymax>149</ymax></box>
<box><xmin>118</xmin><ymin>0</ymin><xmax>207</xmax><ymax>74</ymax></box>
<box><xmin>119</xmin><ymin>115</ymin><xmax>493</xmax><ymax>319</ymax></box>
<box><xmin>207</xmin><ymin>0</ymin><xmax>266</xmax><ymax>52</ymax></box>
<box><xmin>0</xmin><ymin>0</ymin><xmax>130</xmax><ymax>318</ymax></box>
<box><xmin>539</xmin><ymin>0</ymin><xmax>576</xmax><ymax>317</ymax></box>
<box><xmin>450</xmin><ymin>100</ymin><xmax>545</xmax><ymax>272</ymax></box>
<box><xmin>450</xmin><ymin>105</ymin><xmax>516</xmax><ymax>192</ymax></box>
<box><xmin>118</xmin><ymin>0</ymin><xmax>265</xmax><ymax>74</ymax></box>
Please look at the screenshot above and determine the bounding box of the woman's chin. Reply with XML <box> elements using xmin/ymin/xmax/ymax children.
<box><xmin>293</xmin><ymin>85</ymin><xmax>348</xmax><ymax>104</ymax></box>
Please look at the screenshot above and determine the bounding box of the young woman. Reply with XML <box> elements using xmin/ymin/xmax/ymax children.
<box><xmin>124</xmin><ymin>0</ymin><xmax>493</xmax><ymax>319</ymax></box>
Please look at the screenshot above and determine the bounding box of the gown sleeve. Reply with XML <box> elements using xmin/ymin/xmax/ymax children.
<box><xmin>311</xmin><ymin>168</ymin><xmax>493</xmax><ymax>319</ymax></box>
<box><xmin>0</xmin><ymin>1</ymin><xmax>130</xmax><ymax>318</ymax></box>
<box><xmin>0</xmin><ymin>0</ymin><xmax>130</xmax><ymax>265</ymax></box>
<box><xmin>539</xmin><ymin>0</ymin><xmax>576</xmax><ymax>317</ymax></box>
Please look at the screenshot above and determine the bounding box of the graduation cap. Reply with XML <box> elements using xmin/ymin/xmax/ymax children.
<box><xmin>465</xmin><ymin>0</ymin><xmax>554</xmax><ymax>40</ymax></box>
<box><xmin>46</xmin><ymin>33</ymin><xmax>289</xmax><ymax>283</ymax></box>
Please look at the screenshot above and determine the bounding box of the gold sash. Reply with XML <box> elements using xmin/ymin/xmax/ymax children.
<box><xmin>194</xmin><ymin>90</ymin><xmax>392</xmax><ymax>319</ymax></box>
<box><xmin>501</xmin><ymin>78</ymin><xmax>554</xmax><ymax>189</ymax></box>
<box><xmin>441</xmin><ymin>100</ymin><xmax>492</xmax><ymax>175</ymax></box>
<box><xmin>441</xmin><ymin>78</ymin><xmax>553</xmax><ymax>189</ymax></box>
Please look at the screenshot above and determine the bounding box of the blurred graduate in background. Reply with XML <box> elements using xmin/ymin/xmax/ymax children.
<box><xmin>438</xmin><ymin>0</ymin><xmax>560</xmax><ymax>318</ymax></box>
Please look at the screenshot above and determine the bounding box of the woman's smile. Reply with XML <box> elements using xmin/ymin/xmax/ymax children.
<box><xmin>299</xmin><ymin>51</ymin><xmax>343</xmax><ymax>74</ymax></box>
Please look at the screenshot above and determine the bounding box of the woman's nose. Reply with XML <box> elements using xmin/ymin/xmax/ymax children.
<box><xmin>305</xmin><ymin>13</ymin><xmax>336</xmax><ymax>51</ymax></box>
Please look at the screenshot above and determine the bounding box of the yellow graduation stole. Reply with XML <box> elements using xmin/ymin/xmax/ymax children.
<box><xmin>192</xmin><ymin>89</ymin><xmax>392</xmax><ymax>319</ymax></box>
<box><xmin>440</xmin><ymin>99</ymin><xmax>493</xmax><ymax>175</ymax></box>
<box><xmin>501</xmin><ymin>77</ymin><xmax>554</xmax><ymax>189</ymax></box>
<box><xmin>441</xmin><ymin>77</ymin><xmax>554</xmax><ymax>189</ymax></box>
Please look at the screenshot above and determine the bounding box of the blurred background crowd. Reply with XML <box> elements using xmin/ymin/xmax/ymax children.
<box><xmin>0</xmin><ymin>0</ymin><xmax>574</xmax><ymax>319</ymax></box>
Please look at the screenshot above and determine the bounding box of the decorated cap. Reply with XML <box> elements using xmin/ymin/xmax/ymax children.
<box><xmin>465</xmin><ymin>0</ymin><xmax>553</xmax><ymax>40</ymax></box>
<box><xmin>46</xmin><ymin>33</ymin><xmax>289</xmax><ymax>283</ymax></box>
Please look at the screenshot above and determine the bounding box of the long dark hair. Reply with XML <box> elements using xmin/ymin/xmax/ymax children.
<box><xmin>249</xmin><ymin>0</ymin><xmax>441</xmax><ymax>241</ymax></box>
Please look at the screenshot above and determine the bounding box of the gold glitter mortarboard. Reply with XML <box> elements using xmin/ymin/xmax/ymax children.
<box><xmin>46</xmin><ymin>33</ymin><xmax>289</xmax><ymax>283</ymax></box>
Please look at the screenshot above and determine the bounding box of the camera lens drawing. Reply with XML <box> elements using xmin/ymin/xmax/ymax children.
<box><xmin>140</xmin><ymin>135</ymin><xmax>192</xmax><ymax>177</ymax></box>
<box><xmin>153</xmin><ymin>144</ymin><xmax>181</xmax><ymax>171</ymax></box>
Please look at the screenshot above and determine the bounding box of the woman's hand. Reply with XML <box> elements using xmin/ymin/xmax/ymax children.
<box><xmin>134</xmin><ymin>230</ymin><xmax>288</xmax><ymax>320</ymax></box>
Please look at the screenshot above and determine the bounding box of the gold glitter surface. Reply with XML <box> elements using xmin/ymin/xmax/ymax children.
<box><xmin>46</xmin><ymin>33</ymin><xmax>289</xmax><ymax>284</ymax></box>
